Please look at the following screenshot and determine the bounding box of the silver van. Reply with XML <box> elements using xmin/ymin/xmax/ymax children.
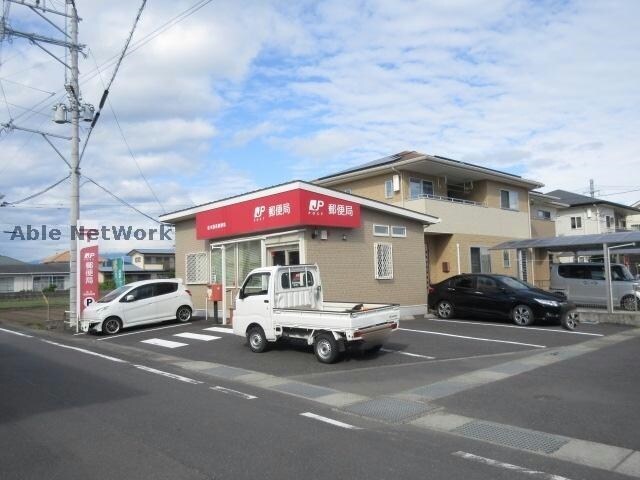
<box><xmin>549</xmin><ymin>263</ymin><xmax>639</xmax><ymax>310</ymax></box>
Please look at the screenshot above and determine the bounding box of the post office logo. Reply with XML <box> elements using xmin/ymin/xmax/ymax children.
<box><xmin>253</xmin><ymin>205</ymin><xmax>266</xmax><ymax>221</ymax></box>
<box><xmin>308</xmin><ymin>199</ymin><xmax>324</xmax><ymax>215</ymax></box>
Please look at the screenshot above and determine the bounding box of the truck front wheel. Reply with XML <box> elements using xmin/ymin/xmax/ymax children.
<box><xmin>247</xmin><ymin>326</ymin><xmax>268</xmax><ymax>353</ymax></box>
<box><xmin>314</xmin><ymin>333</ymin><xmax>339</xmax><ymax>364</ymax></box>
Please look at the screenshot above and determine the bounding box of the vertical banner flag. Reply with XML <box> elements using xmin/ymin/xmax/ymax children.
<box><xmin>112</xmin><ymin>257</ymin><xmax>125</xmax><ymax>288</ymax></box>
<box><xmin>77</xmin><ymin>221</ymin><xmax>100</xmax><ymax>318</ymax></box>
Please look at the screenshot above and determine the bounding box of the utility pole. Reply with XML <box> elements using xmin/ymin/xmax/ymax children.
<box><xmin>1</xmin><ymin>0</ymin><xmax>92</xmax><ymax>328</ymax></box>
<box><xmin>68</xmin><ymin>0</ymin><xmax>80</xmax><ymax>327</ymax></box>
<box><xmin>589</xmin><ymin>179</ymin><xmax>595</xmax><ymax>198</ymax></box>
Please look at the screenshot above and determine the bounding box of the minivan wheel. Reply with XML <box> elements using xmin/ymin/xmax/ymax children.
<box><xmin>512</xmin><ymin>304</ymin><xmax>534</xmax><ymax>326</ymax></box>
<box><xmin>176</xmin><ymin>306</ymin><xmax>192</xmax><ymax>322</ymax></box>
<box><xmin>102</xmin><ymin>317</ymin><xmax>122</xmax><ymax>335</ymax></box>
<box><xmin>621</xmin><ymin>295</ymin><xmax>638</xmax><ymax>311</ymax></box>
<box><xmin>247</xmin><ymin>326</ymin><xmax>268</xmax><ymax>353</ymax></box>
<box><xmin>436</xmin><ymin>300</ymin><xmax>454</xmax><ymax>319</ymax></box>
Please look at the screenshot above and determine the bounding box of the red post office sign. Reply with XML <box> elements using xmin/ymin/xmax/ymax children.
<box><xmin>196</xmin><ymin>188</ymin><xmax>361</xmax><ymax>239</ymax></box>
<box><xmin>79</xmin><ymin>244</ymin><xmax>99</xmax><ymax>314</ymax></box>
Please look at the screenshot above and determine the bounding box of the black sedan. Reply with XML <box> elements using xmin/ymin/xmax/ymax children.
<box><xmin>427</xmin><ymin>274</ymin><xmax>579</xmax><ymax>329</ymax></box>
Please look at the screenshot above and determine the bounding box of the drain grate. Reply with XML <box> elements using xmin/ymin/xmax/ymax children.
<box><xmin>452</xmin><ymin>421</ymin><xmax>568</xmax><ymax>454</ymax></box>
<box><xmin>343</xmin><ymin>397</ymin><xmax>436</xmax><ymax>423</ymax></box>
<box><xmin>272</xmin><ymin>382</ymin><xmax>337</xmax><ymax>399</ymax></box>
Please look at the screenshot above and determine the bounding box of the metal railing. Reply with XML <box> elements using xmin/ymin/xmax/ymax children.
<box><xmin>409</xmin><ymin>193</ymin><xmax>487</xmax><ymax>207</ymax></box>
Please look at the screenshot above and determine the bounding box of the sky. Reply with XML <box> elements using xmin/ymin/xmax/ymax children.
<box><xmin>0</xmin><ymin>0</ymin><xmax>639</xmax><ymax>261</ymax></box>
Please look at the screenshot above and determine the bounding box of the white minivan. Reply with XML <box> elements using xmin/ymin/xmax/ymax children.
<box><xmin>549</xmin><ymin>263</ymin><xmax>640</xmax><ymax>310</ymax></box>
<box><xmin>81</xmin><ymin>279</ymin><xmax>194</xmax><ymax>334</ymax></box>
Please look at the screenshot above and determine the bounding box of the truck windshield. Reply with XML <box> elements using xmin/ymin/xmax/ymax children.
<box><xmin>97</xmin><ymin>285</ymin><xmax>130</xmax><ymax>303</ymax></box>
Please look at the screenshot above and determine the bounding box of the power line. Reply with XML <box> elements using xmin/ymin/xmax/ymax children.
<box><xmin>3</xmin><ymin>174</ymin><xmax>70</xmax><ymax>205</ymax></box>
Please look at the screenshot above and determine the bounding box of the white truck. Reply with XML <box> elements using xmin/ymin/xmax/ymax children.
<box><xmin>232</xmin><ymin>265</ymin><xmax>400</xmax><ymax>363</ymax></box>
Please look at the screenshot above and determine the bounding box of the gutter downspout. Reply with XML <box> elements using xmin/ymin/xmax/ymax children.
<box><xmin>456</xmin><ymin>243</ymin><xmax>461</xmax><ymax>274</ymax></box>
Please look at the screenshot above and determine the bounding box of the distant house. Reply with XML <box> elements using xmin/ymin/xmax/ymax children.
<box><xmin>0</xmin><ymin>255</ymin><xmax>70</xmax><ymax>293</ymax></box>
<box><xmin>99</xmin><ymin>249</ymin><xmax>175</xmax><ymax>284</ymax></box>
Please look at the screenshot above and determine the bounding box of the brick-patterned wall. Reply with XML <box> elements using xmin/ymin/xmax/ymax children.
<box><xmin>305</xmin><ymin>208</ymin><xmax>427</xmax><ymax>306</ymax></box>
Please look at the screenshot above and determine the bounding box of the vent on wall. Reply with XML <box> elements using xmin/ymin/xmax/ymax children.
<box><xmin>442</xmin><ymin>261</ymin><xmax>450</xmax><ymax>273</ymax></box>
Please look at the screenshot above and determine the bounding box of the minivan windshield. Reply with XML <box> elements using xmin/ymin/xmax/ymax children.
<box><xmin>97</xmin><ymin>285</ymin><xmax>130</xmax><ymax>303</ymax></box>
<box><xmin>613</xmin><ymin>265</ymin><xmax>635</xmax><ymax>281</ymax></box>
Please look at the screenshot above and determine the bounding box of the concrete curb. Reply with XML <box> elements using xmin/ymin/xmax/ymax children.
<box><xmin>577</xmin><ymin>309</ymin><xmax>640</xmax><ymax>326</ymax></box>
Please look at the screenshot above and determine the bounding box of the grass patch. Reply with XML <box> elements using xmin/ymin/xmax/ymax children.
<box><xmin>0</xmin><ymin>296</ymin><xmax>69</xmax><ymax>310</ymax></box>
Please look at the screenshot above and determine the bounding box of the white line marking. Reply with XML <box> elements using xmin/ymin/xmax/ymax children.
<box><xmin>97</xmin><ymin>322</ymin><xmax>191</xmax><ymax>340</ymax></box>
<box><xmin>134</xmin><ymin>365</ymin><xmax>202</xmax><ymax>384</ymax></box>
<box><xmin>140</xmin><ymin>338</ymin><xmax>189</xmax><ymax>348</ymax></box>
<box><xmin>400</xmin><ymin>328</ymin><xmax>546</xmax><ymax>348</ymax></box>
<box><xmin>300</xmin><ymin>412</ymin><xmax>361</xmax><ymax>430</ymax></box>
<box><xmin>210</xmin><ymin>386</ymin><xmax>257</xmax><ymax>400</ymax></box>
<box><xmin>0</xmin><ymin>327</ymin><xmax>33</xmax><ymax>338</ymax></box>
<box><xmin>427</xmin><ymin>318</ymin><xmax>604</xmax><ymax>336</ymax></box>
<box><xmin>203</xmin><ymin>327</ymin><xmax>234</xmax><ymax>334</ymax></box>
<box><xmin>380</xmin><ymin>348</ymin><xmax>435</xmax><ymax>359</ymax></box>
<box><xmin>174</xmin><ymin>332</ymin><xmax>220</xmax><ymax>341</ymax></box>
<box><xmin>73</xmin><ymin>332</ymin><xmax>86</xmax><ymax>336</ymax></box>
<box><xmin>452</xmin><ymin>451</ymin><xmax>573</xmax><ymax>480</ymax></box>
<box><xmin>40</xmin><ymin>339</ymin><xmax>127</xmax><ymax>363</ymax></box>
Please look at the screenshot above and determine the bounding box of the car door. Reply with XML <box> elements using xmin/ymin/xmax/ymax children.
<box><xmin>447</xmin><ymin>275</ymin><xmax>476</xmax><ymax>313</ymax></box>
<box><xmin>236</xmin><ymin>271</ymin><xmax>272</xmax><ymax>334</ymax></box>
<box><xmin>473</xmin><ymin>275</ymin><xmax>513</xmax><ymax>318</ymax></box>
<box><xmin>120</xmin><ymin>284</ymin><xmax>156</xmax><ymax>325</ymax></box>
<box><xmin>152</xmin><ymin>281</ymin><xmax>179</xmax><ymax>320</ymax></box>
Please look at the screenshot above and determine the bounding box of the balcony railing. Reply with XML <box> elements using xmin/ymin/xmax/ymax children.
<box><xmin>408</xmin><ymin>193</ymin><xmax>487</xmax><ymax>207</ymax></box>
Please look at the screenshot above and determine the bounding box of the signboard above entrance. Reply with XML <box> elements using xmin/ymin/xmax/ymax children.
<box><xmin>196</xmin><ymin>188</ymin><xmax>361</xmax><ymax>240</ymax></box>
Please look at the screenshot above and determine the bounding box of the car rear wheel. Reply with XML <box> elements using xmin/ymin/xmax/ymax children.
<box><xmin>176</xmin><ymin>306</ymin><xmax>192</xmax><ymax>322</ymax></box>
<box><xmin>512</xmin><ymin>304</ymin><xmax>534</xmax><ymax>326</ymax></box>
<box><xmin>102</xmin><ymin>317</ymin><xmax>122</xmax><ymax>335</ymax></box>
<box><xmin>247</xmin><ymin>326</ymin><xmax>268</xmax><ymax>353</ymax></box>
<box><xmin>621</xmin><ymin>295</ymin><xmax>638</xmax><ymax>311</ymax></box>
<box><xmin>436</xmin><ymin>300</ymin><xmax>454</xmax><ymax>319</ymax></box>
<box><xmin>314</xmin><ymin>333</ymin><xmax>339</xmax><ymax>364</ymax></box>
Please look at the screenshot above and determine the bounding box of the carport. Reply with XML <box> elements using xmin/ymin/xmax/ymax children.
<box><xmin>492</xmin><ymin>231</ymin><xmax>640</xmax><ymax>313</ymax></box>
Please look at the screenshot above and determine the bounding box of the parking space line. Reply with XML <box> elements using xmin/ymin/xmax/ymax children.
<box><xmin>134</xmin><ymin>365</ymin><xmax>202</xmax><ymax>384</ymax></box>
<box><xmin>426</xmin><ymin>318</ymin><xmax>604</xmax><ymax>336</ymax></box>
<box><xmin>300</xmin><ymin>412</ymin><xmax>361</xmax><ymax>430</ymax></box>
<box><xmin>452</xmin><ymin>451</ymin><xmax>573</xmax><ymax>480</ymax></box>
<box><xmin>97</xmin><ymin>322</ymin><xmax>192</xmax><ymax>340</ymax></box>
<box><xmin>203</xmin><ymin>327</ymin><xmax>234</xmax><ymax>334</ymax></box>
<box><xmin>380</xmin><ymin>348</ymin><xmax>435</xmax><ymax>359</ymax></box>
<box><xmin>210</xmin><ymin>386</ymin><xmax>257</xmax><ymax>400</ymax></box>
<box><xmin>0</xmin><ymin>327</ymin><xmax>32</xmax><ymax>338</ymax></box>
<box><xmin>399</xmin><ymin>328</ymin><xmax>546</xmax><ymax>348</ymax></box>
<box><xmin>174</xmin><ymin>332</ymin><xmax>220</xmax><ymax>341</ymax></box>
<box><xmin>141</xmin><ymin>338</ymin><xmax>189</xmax><ymax>349</ymax></box>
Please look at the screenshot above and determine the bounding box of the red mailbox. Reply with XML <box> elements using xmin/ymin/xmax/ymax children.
<box><xmin>207</xmin><ymin>283</ymin><xmax>223</xmax><ymax>302</ymax></box>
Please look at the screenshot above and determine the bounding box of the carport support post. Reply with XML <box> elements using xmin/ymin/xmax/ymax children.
<box><xmin>603</xmin><ymin>243</ymin><xmax>613</xmax><ymax>313</ymax></box>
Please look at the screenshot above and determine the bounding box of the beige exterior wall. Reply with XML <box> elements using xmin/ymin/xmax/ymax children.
<box><xmin>532</xmin><ymin>249</ymin><xmax>552</xmax><ymax>289</ymax></box>
<box><xmin>426</xmin><ymin>233</ymin><xmax>519</xmax><ymax>284</ymax></box>
<box><xmin>174</xmin><ymin>218</ymin><xmax>209</xmax><ymax>307</ymax></box>
<box><xmin>331</xmin><ymin>173</ymin><xmax>396</xmax><ymax>203</ymax></box>
<box><xmin>305</xmin><ymin>208</ymin><xmax>427</xmax><ymax>306</ymax></box>
<box><xmin>531</xmin><ymin>218</ymin><xmax>556</xmax><ymax>238</ymax></box>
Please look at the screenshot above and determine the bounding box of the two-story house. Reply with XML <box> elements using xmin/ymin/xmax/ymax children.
<box><xmin>546</xmin><ymin>190</ymin><xmax>640</xmax><ymax>236</ymax></box>
<box><xmin>315</xmin><ymin>151</ymin><xmax>544</xmax><ymax>285</ymax></box>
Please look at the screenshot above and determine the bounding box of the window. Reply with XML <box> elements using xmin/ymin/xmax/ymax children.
<box><xmin>470</xmin><ymin>247</ymin><xmax>491</xmax><ymax>273</ymax></box>
<box><xmin>125</xmin><ymin>284</ymin><xmax>154</xmax><ymax>302</ymax></box>
<box><xmin>344</xmin><ymin>188</ymin><xmax>352</xmax><ymax>194</ymax></box>
<box><xmin>503</xmin><ymin>250</ymin><xmax>511</xmax><ymax>268</ymax></box>
<box><xmin>391</xmin><ymin>226</ymin><xmax>406</xmax><ymax>237</ymax></box>
<box><xmin>0</xmin><ymin>277</ymin><xmax>14</xmax><ymax>293</ymax></box>
<box><xmin>373</xmin><ymin>224</ymin><xmax>390</xmax><ymax>236</ymax></box>
<box><xmin>281</xmin><ymin>270</ymin><xmax>314</xmax><ymax>289</ymax></box>
<box><xmin>477</xmin><ymin>276</ymin><xmax>500</xmax><ymax>292</ymax></box>
<box><xmin>452</xmin><ymin>276</ymin><xmax>474</xmax><ymax>289</ymax></box>
<box><xmin>241</xmin><ymin>272</ymin><xmax>270</xmax><ymax>297</ymax></box>
<box><xmin>384</xmin><ymin>179</ymin><xmax>393</xmax><ymax>199</ymax></box>
<box><xmin>154</xmin><ymin>282</ymin><xmax>178</xmax><ymax>296</ymax></box>
<box><xmin>409</xmin><ymin>178</ymin><xmax>434</xmax><ymax>199</ymax></box>
<box><xmin>570</xmin><ymin>216</ymin><xmax>582</xmax><ymax>229</ymax></box>
<box><xmin>537</xmin><ymin>209</ymin><xmax>551</xmax><ymax>220</ymax></box>
<box><xmin>500</xmin><ymin>189</ymin><xmax>519</xmax><ymax>210</ymax></box>
<box><xmin>559</xmin><ymin>264</ymin><xmax>588</xmax><ymax>279</ymax></box>
<box><xmin>605</xmin><ymin>215</ymin><xmax>613</xmax><ymax>228</ymax></box>
<box><xmin>32</xmin><ymin>275</ymin><xmax>65</xmax><ymax>291</ymax></box>
<box><xmin>134</xmin><ymin>256</ymin><xmax>141</xmax><ymax>263</ymax></box>
<box><xmin>374</xmin><ymin>243</ymin><xmax>393</xmax><ymax>279</ymax></box>
<box><xmin>186</xmin><ymin>252</ymin><xmax>208</xmax><ymax>284</ymax></box>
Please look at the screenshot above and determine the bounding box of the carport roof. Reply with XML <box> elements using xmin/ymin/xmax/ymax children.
<box><xmin>491</xmin><ymin>231</ymin><xmax>640</xmax><ymax>251</ymax></box>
